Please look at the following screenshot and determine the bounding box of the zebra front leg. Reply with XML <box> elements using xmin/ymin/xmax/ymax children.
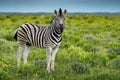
<box><xmin>46</xmin><ymin>47</ymin><xmax>52</xmax><ymax>73</ymax></box>
<box><xmin>51</xmin><ymin>46</ymin><xmax>59</xmax><ymax>71</ymax></box>
<box><xmin>17</xmin><ymin>46</ymin><xmax>23</xmax><ymax>67</ymax></box>
<box><xmin>23</xmin><ymin>45</ymin><xmax>31</xmax><ymax>65</ymax></box>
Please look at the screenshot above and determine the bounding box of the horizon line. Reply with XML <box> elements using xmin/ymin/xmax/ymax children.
<box><xmin>0</xmin><ymin>11</ymin><xmax>120</xmax><ymax>14</ymax></box>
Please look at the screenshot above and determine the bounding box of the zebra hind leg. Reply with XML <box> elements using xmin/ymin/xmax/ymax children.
<box><xmin>17</xmin><ymin>45</ymin><xmax>24</xmax><ymax>67</ymax></box>
<box><xmin>23</xmin><ymin>45</ymin><xmax>31</xmax><ymax>65</ymax></box>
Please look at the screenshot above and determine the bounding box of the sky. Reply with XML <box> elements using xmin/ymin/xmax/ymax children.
<box><xmin>0</xmin><ymin>0</ymin><xmax>120</xmax><ymax>13</ymax></box>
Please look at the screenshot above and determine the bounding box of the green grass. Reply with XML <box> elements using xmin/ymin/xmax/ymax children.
<box><xmin>0</xmin><ymin>14</ymin><xmax>120</xmax><ymax>80</ymax></box>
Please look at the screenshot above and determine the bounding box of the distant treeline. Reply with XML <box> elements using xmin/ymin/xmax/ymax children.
<box><xmin>0</xmin><ymin>12</ymin><xmax>120</xmax><ymax>15</ymax></box>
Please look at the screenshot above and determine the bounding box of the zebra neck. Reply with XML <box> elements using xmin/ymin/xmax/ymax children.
<box><xmin>50</xmin><ymin>23</ymin><xmax>63</xmax><ymax>36</ymax></box>
<box><xmin>48</xmin><ymin>24</ymin><xmax>62</xmax><ymax>44</ymax></box>
<box><xmin>53</xmin><ymin>27</ymin><xmax>62</xmax><ymax>38</ymax></box>
<box><xmin>50</xmin><ymin>28</ymin><xmax>62</xmax><ymax>44</ymax></box>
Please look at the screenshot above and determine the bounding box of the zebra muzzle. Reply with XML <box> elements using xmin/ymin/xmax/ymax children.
<box><xmin>59</xmin><ymin>24</ymin><xmax>65</xmax><ymax>32</ymax></box>
<box><xmin>60</xmin><ymin>26</ymin><xmax>65</xmax><ymax>32</ymax></box>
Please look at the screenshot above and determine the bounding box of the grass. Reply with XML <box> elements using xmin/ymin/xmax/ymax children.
<box><xmin>0</xmin><ymin>13</ymin><xmax>120</xmax><ymax>80</ymax></box>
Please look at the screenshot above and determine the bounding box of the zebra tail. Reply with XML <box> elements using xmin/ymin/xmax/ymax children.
<box><xmin>13</xmin><ymin>30</ymin><xmax>18</xmax><ymax>41</ymax></box>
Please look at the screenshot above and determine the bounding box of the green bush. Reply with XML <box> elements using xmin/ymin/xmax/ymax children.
<box><xmin>71</xmin><ymin>61</ymin><xmax>90</xmax><ymax>74</ymax></box>
<box><xmin>0</xmin><ymin>68</ymin><xmax>13</xmax><ymax>80</ymax></box>
<box><xmin>107</xmin><ymin>42</ymin><xmax>120</xmax><ymax>54</ymax></box>
<box><xmin>85</xmin><ymin>68</ymin><xmax>120</xmax><ymax>80</ymax></box>
<box><xmin>107</xmin><ymin>56</ymin><xmax>120</xmax><ymax>69</ymax></box>
<box><xmin>83</xmin><ymin>44</ymin><xmax>99</xmax><ymax>53</ymax></box>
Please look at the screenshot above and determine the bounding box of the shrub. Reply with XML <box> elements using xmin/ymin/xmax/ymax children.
<box><xmin>85</xmin><ymin>67</ymin><xmax>120</xmax><ymax>80</ymax></box>
<box><xmin>31</xmin><ymin>16</ymin><xmax>37</xmax><ymax>20</ymax></box>
<box><xmin>83</xmin><ymin>44</ymin><xmax>99</xmax><ymax>53</ymax></box>
<box><xmin>85</xmin><ymin>53</ymin><xmax>109</xmax><ymax>67</ymax></box>
<box><xmin>0</xmin><ymin>39</ymin><xmax>17</xmax><ymax>54</ymax></box>
<box><xmin>35</xmin><ymin>20</ymin><xmax>40</xmax><ymax>24</ymax></box>
<box><xmin>71</xmin><ymin>61</ymin><xmax>90</xmax><ymax>74</ymax></box>
<box><xmin>6</xmin><ymin>15</ymin><xmax>11</xmax><ymax>18</ymax></box>
<box><xmin>0</xmin><ymin>16</ymin><xmax>5</xmax><ymax>20</ymax></box>
<box><xmin>87</xmin><ymin>19</ymin><xmax>94</xmax><ymax>23</ymax></box>
<box><xmin>0</xmin><ymin>68</ymin><xmax>13</xmax><ymax>80</ymax></box>
<box><xmin>107</xmin><ymin>52</ymin><xmax>117</xmax><ymax>59</ymax></box>
<box><xmin>107</xmin><ymin>56</ymin><xmax>120</xmax><ymax>69</ymax></box>
<box><xmin>34</xmin><ymin>59</ymin><xmax>46</xmax><ymax>67</ymax></box>
<box><xmin>107</xmin><ymin>47</ymin><xmax>120</xmax><ymax>55</ymax></box>
<box><xmin>10</xmin><ymin>17</ymin><xmax>17</xmax><ymax>22</ymax></box>
<box><xmin>107</xmin><ymin>42</ymin><xmax>120</xmax><ymax>55</ymax></box>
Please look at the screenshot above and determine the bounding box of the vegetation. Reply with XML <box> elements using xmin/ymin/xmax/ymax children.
<box><xmin>0</xmin><ymin>13</ymin><xmax>120</xmax><ymax>80</ymax></box>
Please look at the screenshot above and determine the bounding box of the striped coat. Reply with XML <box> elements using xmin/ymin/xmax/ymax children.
<box><xmin>14</xmin><ymin>23</ymin><xmax>62</xmax><ymax>48</ymax></box>
<box><xmin>14</xmin><ymin>8</ymin><xmax>67</xmax><ymax>73</ymax></box>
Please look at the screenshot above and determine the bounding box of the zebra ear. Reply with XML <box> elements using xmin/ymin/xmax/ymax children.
<box><xmin>54</xmin><ymin>10</ymin><xmax>57</xmax><ymax>15</ymax></box>
<box><xmin>64</xmin><ymin>9</ymin><xmax>67</xmax><ymax>15</ymax></box>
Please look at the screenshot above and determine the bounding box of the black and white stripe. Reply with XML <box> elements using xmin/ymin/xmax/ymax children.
<box><xmin>14</xmin><ymin>8</ymin><xmax>67</xmax><ymax>73</ymax></box>
<box><xmin>14</xmin><ymin>22</ymin><xmax>62</xmax><ymax>48</ymax></box>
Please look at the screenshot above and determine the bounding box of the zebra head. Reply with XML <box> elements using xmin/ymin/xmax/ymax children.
<box><xmin>52</xmin><ymin>8</ymin><xmax>67</xmax><ymax>32</ymax></box>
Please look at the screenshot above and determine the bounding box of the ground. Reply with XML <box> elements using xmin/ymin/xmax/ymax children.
<box><xmin>0</xmin><ymin>14</ymin><xmax>120</xmax><ymax>80</ymax></box>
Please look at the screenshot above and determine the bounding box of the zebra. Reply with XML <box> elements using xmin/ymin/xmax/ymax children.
<box><xmin>13</xmin><ymin>8</ymin><xmax>67</xmax><ymax>72</ymax></box>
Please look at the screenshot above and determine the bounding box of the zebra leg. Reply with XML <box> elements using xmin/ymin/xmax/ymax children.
<box><xmin>51</xmin><ymin>46</ymin><xmax>59</xmax><ymax>71</ymax></box>
<box><xmin>46</xmin><ymin>46</ymin><xmax>52</xmax><ymax>73</ymax></box>
<box><xmin>17</xmin><ymin>46</ymin><xmax>23</xmax><ymax>67</ymax></box>
<box><xmin>23</xmin><ymin>45</ymin><xmax>31</xmax><ymax>65</ymax></box>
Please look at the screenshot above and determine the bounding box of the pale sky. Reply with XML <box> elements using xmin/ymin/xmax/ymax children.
<box><xmin>0</xmin><ymin>0</ymin><xmax>120</xmax><ymax>13</ymax></box>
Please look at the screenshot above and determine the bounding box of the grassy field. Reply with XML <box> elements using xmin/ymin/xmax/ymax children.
<box><xmin>0</xmin><ymin>13</ymin><xmax>120</xmax><ymax>80</ymax></box>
